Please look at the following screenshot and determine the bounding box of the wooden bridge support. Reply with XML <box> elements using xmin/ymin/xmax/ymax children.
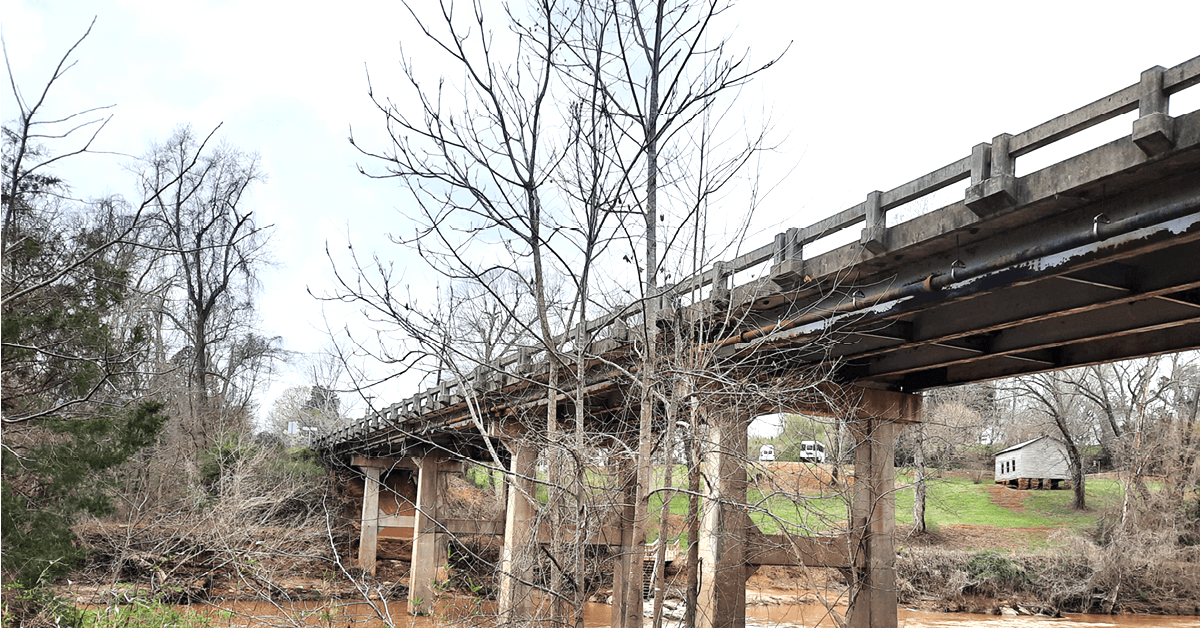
<box><xmin>498</xmin><ymin>439</ymin><xmax>537</xmax><ymax>621</ymax></box>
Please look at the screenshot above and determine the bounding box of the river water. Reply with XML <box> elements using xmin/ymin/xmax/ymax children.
<box><xmin>749</xmin><ymin>602</ymin><xmax>1200</xmax><ymax>627</ymax></box>
<box><xmin>178</xmin><ymin>599</ymin><xmax>1200</xmax><ymax>627</ymax></box>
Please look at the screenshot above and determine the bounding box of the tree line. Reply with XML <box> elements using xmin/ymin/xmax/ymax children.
<box><xmin>2</xmin><ymin>20</ymin><xmax>285</xmax><ymax>589</ymax></box>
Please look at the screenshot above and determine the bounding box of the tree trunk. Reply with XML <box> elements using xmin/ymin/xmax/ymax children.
<box><xmin>1065</xmin><ymin>438</ymin><xmax>1087</xmax><ymax>510</ymax></box>
<box><xmin>912</xmin><ymin>423</ymin><xmax>927</xmax><ymax>534</ymax></box>
<box><xmin>684</xmin><ymin>396</ymin><xmax>701</xmax><ymax>628</ymax></box>
<box><xmin>651</xmin><ymin>396</ymin><xmax>677</xmax><ymax>628</ymax></box>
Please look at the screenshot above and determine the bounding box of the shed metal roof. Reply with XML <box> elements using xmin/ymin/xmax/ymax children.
<box><xmin>995</xmin><ymin>435</ymin><xmax>1054</xmax><ymax>456</ymax></box>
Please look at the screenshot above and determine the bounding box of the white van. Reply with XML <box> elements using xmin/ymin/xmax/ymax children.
<box><xmin>798</xmin><ymin>440</ymin><xmax>826</xmax><ymax>463</ymax></box>
<box><xmin>758</xmin><ymin>443</ymin><xmax>776</xmax><ymax>462</ymax></box>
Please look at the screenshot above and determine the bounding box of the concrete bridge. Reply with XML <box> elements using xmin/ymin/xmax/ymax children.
<box><xmin>315</xmin><ymin>57</ymin><xmax>1200</xmax><ymax>628</ymax></box>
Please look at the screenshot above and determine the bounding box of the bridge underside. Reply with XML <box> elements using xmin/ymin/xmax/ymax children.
<box><xmin>747</xmin><ymin>165</ymin><xmax>1200</xmax><ymax>392</ymax></box>
<box><xmin>347</xmin><ymin>388</ymin><xmax>918</xmax><ymax>628</ymax></box>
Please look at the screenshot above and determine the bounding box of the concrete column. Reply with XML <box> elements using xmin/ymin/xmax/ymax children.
<box><xmin>357</xmin><ymin>465</ymin><xmax>381</xmax><ymax>575</ymax></box>
<box><xmin>611</xmin><ymin>458</ymin><xmax>641</xmax><ymax>628</ymax></box>
<box><xmin>498</xmin><ymin>439</ymin><xmax>536</xmax><ymax>620</ymax></box>
<box><xmin>697</xmin><ymin>415</ymin><xmax>749</xmax><ymax>628</ymax></box>
<box><xmin>409</xmin><ymin>455</ymin><xmax>440</xmax><ymax>615</ymax></box>
<box><xmin>846</xmin><ymin>388</ymin><xmax>919</xmax><ymax>628</ymax></box>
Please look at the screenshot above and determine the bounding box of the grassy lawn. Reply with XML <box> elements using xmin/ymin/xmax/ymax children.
<box><xmin>648</xmin><ymin>471</ymin><xmax>1129</xmax><ymax>540</ymax></box>
<box><xmin>893</xmin><ymin>474</ymin><xmax>1126</xmax><ymax>532</ymax></box>
<box><xmin>524</xmin><ymin>464</ymin><xmax>1129</xmax><ymax>543</ymax></box>
<box><xmin>747</xmin><ymin>491</ymin><xmax>847</xmax><ymax>534</ymax></box>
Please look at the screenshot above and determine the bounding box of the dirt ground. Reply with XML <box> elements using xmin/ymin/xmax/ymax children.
<box><xmin>751</xmin><ymin>462</ymin><xmax>848</xmax><ymax>493</ymax></box>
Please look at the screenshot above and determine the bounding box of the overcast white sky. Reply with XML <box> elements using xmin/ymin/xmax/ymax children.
<box><xmin>4</xmin><ymin>0</ymin><xmax>1199</xmax><ymax>428</ymax></box>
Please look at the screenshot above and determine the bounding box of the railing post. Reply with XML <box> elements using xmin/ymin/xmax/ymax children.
<box><xmin>860</xmin><ymin>190</ymin><xmax>886</xmax><ymax>255</ymax></box>
<box><xmin>1133</xmin><ymin>65</ymin><xmax>1175</xmax><ymax>156</ymax></box>
<box><xmin>966</xmin><ymin>136</ymin><xmax>1016</xmax><ymax>216</ymax></box>
<box><xmin>711</xmin><ymin>261</ymin><xmax>731</xmax><ymax>306</ymax></box>
<box><xmin>769</xmin><ymin>227</ymin><xmax>804</xmax><ymax>289</ymax></box>
<box><xmin>518</xmin><ymin>347</ymin><xmax>533</xmax><ymax>374</ymax></box>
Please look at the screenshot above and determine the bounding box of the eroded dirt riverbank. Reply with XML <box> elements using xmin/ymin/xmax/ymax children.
<box><xmin>85</xmin><ymin>599</ymin><xmax>1200</xmax><ymax>628</ymax></box>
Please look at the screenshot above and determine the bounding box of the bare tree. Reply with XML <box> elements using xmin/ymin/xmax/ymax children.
<box><xmin>326</xmin><ymin>0</ymin><xmax>792</xmax><ymax>625</ymax></box>
<box><xmin>139</xmin><ymin>125</ymin><xmax>278</xmax><ymax>447</ymax></box>
<box><xmin>1160</xmin><ymin>352</ymin><xmax>1200</xmax><ymax>502</ymax></box>
<box><xmin>1</xmin><ymin>21</ymin><xmax>153</xmax><ymax>426</ymax></box>
<box><xmin>1008</xmin><ymin>373</ymin><xmax>1089</xmax><ymax>510</ymax></box>
<box><xmin>900</xmin><ymin>384</ymin><xmax>995</xmax><ymax>534</ymax></box>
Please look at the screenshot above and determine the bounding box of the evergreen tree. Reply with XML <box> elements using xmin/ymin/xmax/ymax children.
<box><xmin>2</xmin><ymin>402</ymin><xmax>169</xmax><ymax>587</ymax></box>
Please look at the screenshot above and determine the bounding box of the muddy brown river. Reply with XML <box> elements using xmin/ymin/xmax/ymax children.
<box><xmin>173</xmin><ymin>600</ymin><xmax>1200</xmax><ymax>627</ymax></box>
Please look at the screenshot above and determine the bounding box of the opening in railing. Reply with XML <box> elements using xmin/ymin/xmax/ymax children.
<box><xmin>804</xmin><ymin>223</ymin><xmax>860</xmax><ymax>259</ymax></box>
<box><xmin>1014</xmin><ymin>110</ymin><xmax>1137</xmax><ymax>177</ymax></box>
<box><xmin>886</xmin><ymin>182</ymin><xmax>968</xmax><ymax>228</ymax></box>
<box><xmin>1170</xmin><ymin>81</ymin><xmax>1200</xmax><ymax>118</ymax></box>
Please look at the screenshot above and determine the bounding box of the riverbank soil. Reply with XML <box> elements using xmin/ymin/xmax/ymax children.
<box><xmin>47</xmin><ymin>468</ymin><xmax>1200</xmax><ymax>622</ymax></box>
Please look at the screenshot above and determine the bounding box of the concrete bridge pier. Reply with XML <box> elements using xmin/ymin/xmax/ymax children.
<box><xmin>498</xmin><ymin>438</ymin><xmax>537</xmax><ymax>621</ymax></box>
<box><xmin>409</xmin><ymin>455</ymin><xmax>444</xmax><ymax>615</ymax></box>
<box><xmin>846</xmin><ymin>389</ymin><xmax>920</xmax><ymax>628</ymax></box>
<box><xmin>690</xmin><ymin>388</ymin><xmax>918</xmax><ymax>628</ymax></box>
<box><xmin>611</xmin><ymin>457</ymin><xmax>642</xmax><ymax>628</ymax></box>
<box><xmin>355</xmin><ymin>461</ymin><xmax>383</xmax><ymax>576</ymax></box>
<box><xmin>351</xmin><ymin>455</ymin><xmax>450</xmax><ymax>616</ymax></box>
<box><xmin>697</xmin><ymin>412</ymin><xmax>750</xmax><ymax>628</ymax></box>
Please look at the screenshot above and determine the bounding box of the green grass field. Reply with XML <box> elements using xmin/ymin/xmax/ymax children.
<box><xmin>641</xmin><ymin>469</ymin><xmax>1131</xmax><ymax>542</ymax></box>
<box><xmin>891</xmin><ymin>475</ymin><xmax>1124</xmax><ymax>531</ymax></box>
<box><xmin>508</xmin><ymin>462</ymin><xmax>1128</xmax><ymax>544</ymax></box>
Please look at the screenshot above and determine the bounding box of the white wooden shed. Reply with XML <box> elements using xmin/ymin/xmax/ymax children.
<box><xmin>994</xmin><ymin>435</ymin><xmax>1070</xmax><ymax>490</ymax></box>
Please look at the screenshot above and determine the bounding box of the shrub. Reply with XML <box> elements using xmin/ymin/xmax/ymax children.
<box><xmin>2</xmin><ymin>582</ymin><xmax>88</xmax><ymax>628</ymax></box>
<box><xmin>267</xmin><ymin>447</ymin><xmax>325</xmax><ymax>482</ymax></box>
<box><xmin>964</xmin><ymin>551</ymin><xmax>1031</xmax><ymax>594</ymax></box>
<box><xmin>197</xmin><ymin>436</ymin><xmax>259</xmax><ymax>490</ymax></box>
<box><xmin>1</xmin><ymin>402</ymin><xmax>168</xmax><ymax>588</ymax></box>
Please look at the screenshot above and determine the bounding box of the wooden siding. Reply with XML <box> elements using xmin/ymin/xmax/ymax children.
<box><xmin>994</xmin><ymin>436</ymin><xmax>1070</xmax><ymax>482</ymax></box>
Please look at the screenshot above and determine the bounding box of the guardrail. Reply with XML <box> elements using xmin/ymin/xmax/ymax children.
<box><xmin>316</xmin><ymin>56</ymin><xmax>1200</xmax><ymax>451</ymax></box>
